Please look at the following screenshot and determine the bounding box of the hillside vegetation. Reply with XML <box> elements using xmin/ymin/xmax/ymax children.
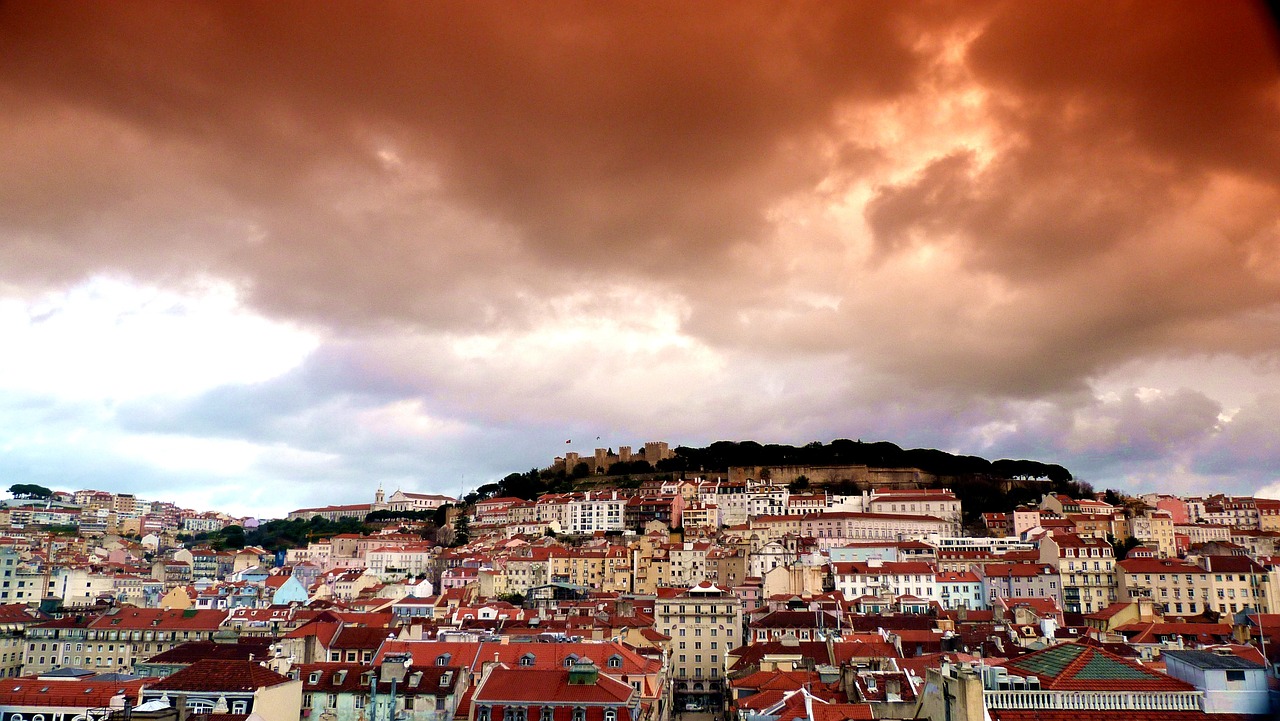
<box><xmin>465</xmin><ymin>439</ymin><xmax>1090</xmax><ymax>527</ymax></box>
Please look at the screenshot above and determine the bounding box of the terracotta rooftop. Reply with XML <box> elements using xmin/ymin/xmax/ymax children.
<box><xmin>0</xmin><ymin>676</ymin><xmax>148</xmax><ymax>708</ymax></box>
<box><xmin>995</xmin><ymin>642</ymin><xmax>1194</xmax><ymax>692</ymax></box>
<box><xmin>141</xmin><ymin>639</ymin><xmax>274</xmax><ymax>665</ymax></box>
<box><xmin>146</xmin><ymin>660</ymin><xmax>294</xmax><ymax>693</ymax></box>
<box><xmin>474</xmin><ymin>666</ymin><xmax>633</xmax><ymax>705</ymax></box>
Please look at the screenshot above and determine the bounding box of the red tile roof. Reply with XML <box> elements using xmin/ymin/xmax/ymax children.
<box><xmin>376</xmin><ymin>640</ymin><xmax>660</xmax><ymax>677</ymax></box>
<box><xmin>146</xmin><ymin>659</ymin><xmax>294</xmax><ymax>692</ymax></box>
<box><xmin>1114</xmin><ymin>622</ymin><xmax>1233</xmax><ymax>644</ymax></box>
<box><xmin>89</xmin><ymin>607</ymin><xmax>229</xmax><ymax>631</ymax></box>
<box><xmin>995</xmin><ymin>642</ymin><xmax>1194</xmax><ymax>692</ymax></box>
<box><xmin>474</xmin><ymin>666</ymin><xmax>633</xmax><ymax>705</ymax></box>
<box><xmin>140</xmin><ymin>639</ymin><xmax>274</xmax><ymax>665</ymax></box>
<box><xmin>0</xmin><ymin>676</ymin><xmax>149</xmax><ymax>708</ymax></box>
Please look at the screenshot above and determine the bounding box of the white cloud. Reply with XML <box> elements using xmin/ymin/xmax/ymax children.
<box><xmin>0</xmin><ymin>276</ymin><xmax>318</xmax><ymax>400</ymax></box>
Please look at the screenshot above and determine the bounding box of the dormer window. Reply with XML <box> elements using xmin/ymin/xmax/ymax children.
<box><xmin>607</xmin><ymin>655</ymin><xmax>623</xmax><ymax>669</ymax></box>
<box><xmin>437</xmin><ymin>653</ymin><xmax>451</xmax><ymax>666</ymax></box>
<box><xmin>563</xmin><ymin>655</ymin><xmax>578</xmax><ymax>668</ymax></box>
<box><xmin>520</xmin><ymin>653</ymin><xmax>536</xmax><ymax>667</ymax></box>
<box><xmin>309</xmin><ymin>671</ymin><xmax>321</xmax><ymax>684</ymax></box>
<box><xmin>573</xmin><ymin>709</ymin><xmax>586</xmax><ymax>721</ymax></box>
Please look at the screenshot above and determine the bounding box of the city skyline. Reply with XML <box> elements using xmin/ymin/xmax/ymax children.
<box><xmin>2</xmin><ymin>3</ymin><xmax>1279</xmax><ymax>518</ymax></box>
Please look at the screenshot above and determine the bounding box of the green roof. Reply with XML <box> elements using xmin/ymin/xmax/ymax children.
<box><xmin>1074</xmin><ymin>652</ymin><xmax>1154</xmax><ymax>680</ymax></box>
<box><xmin>999</xmin><ymin>641</ymin><xmax>1194</xmax><ymax>692</ymax></box>
<box><xmin>1011</xmin><ymin>643</ymin><xmax>1085</xmax><ymax>678</ymax></box>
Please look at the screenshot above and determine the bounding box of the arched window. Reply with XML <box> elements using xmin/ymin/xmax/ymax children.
<box><xmin>607</xmin><ymin>655</ymin><xmax>623</xmax><ymax>668</ymax></box>
<box><xmin>572</xmin><ymin>708</ymin><xmax>586</xmax><ymax>721</ymax></box>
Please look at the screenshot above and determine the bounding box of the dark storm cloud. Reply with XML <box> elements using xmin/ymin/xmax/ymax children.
<box><xmin>0</xmin><ymin>2</ymin><xmax>926</xmax><ymax>263</ymax></box>
<box><xmin>1</xmin><ymin>2</ymin><xmax>1278</xmax><ymax>507</ymax></box>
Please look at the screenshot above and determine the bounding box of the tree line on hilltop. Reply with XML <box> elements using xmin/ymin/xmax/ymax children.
<box><xmin>456</xmin><ymin>438</ymin><xmax>1084</xmax><ymax>513</ymax></box>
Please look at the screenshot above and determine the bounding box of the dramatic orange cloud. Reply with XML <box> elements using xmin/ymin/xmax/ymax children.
<box><xmin>0</xmin><ymin>1</ymin><xmax>1277</xmax><ymax>512</ymax></box>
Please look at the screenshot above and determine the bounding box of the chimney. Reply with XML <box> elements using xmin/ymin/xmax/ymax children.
<box><xmin>568</xmin><ymin>660</ymin><xmax>599</xmax><ymax>685</ymax></box>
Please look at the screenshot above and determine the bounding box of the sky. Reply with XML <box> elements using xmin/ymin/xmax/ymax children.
<box><xmin>1</xmin><ymin>2</ymin><xmax>1279</xmax><ymax>519</ymax></box>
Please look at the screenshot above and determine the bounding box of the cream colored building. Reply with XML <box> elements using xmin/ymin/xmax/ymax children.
<box><xmin>654</xmin><ymin>582</ymin><xmax>743</xmax><ymax>709</ymax></box>
<box><xmin>1173</xmin><ymin>523</ymin><xmax>1233</xmax><ymax>546</ymax></box>
<box><xmin>1129</xmin><ymin>511</ymin><xmax>1177</xmax><ymax>558</ymax></box>
<box><xmin>1117</xmin><ymin>555</ymin><xmax>1272</xmax><ymax>616</ymax></box>
<box><xmin>1256</xmin><ymin>499</ymin><xmax>1280</xmax><ymax>532</ymax></box>
<box><xmin>1039</xmin><ymin>533</ymin><xmax>1116</xmax><ymax>614</ymax></box>
<box><xmin>630</xmin><ymin>535</ymin><xmax>673</xmax><ymax>594</ymax></box>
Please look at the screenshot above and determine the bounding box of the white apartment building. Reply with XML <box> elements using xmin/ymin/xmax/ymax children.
<box><xmin>936</xmin><ymin>570</ymin><xmax>985</xmax><ymax>610</ymax></box>
<box><xmin>866</xmin><ymin>488</ymin><xmax>963</xmax><ymax>525</ymax></box>
<box><xmin>801</xmin><ymin>511</ymin><xmax>959</xmax><ymax>542</ymax></box>
<box><xmin>831</xmin><ymin>559</ymin><xmax>938</xmax><ymax>601</ymax></box>
<box><xmin>568</xmin><ymin>493</ymin><xmax>627</xmax><ymax>534</ymax></box>
<box><xmin>365</xmin><ymin>544</ymin><xmax>436</xmax><ymax>580</ymax></box>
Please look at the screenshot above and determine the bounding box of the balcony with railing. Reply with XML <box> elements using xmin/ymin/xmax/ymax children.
<box><xmin>984</xmin><ymin>689</ymin><xmax>1203</xmax><ymax>711</ymax></box>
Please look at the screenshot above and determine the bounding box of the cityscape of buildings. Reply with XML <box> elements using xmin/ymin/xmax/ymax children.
<box><xmin>0</xmin><ymin>441</ymin><xmax>1276</xmax><ymax>720</ymax></box>
<box><xmin>6</xmin><ymin>1</ymin><xmax>1277</xmax><ymax>721</ymax></box>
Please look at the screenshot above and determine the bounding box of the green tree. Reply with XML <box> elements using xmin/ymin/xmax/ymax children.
<box><xmin>452</xmin><ymin>513</ymin><xmax>470</xmax><ymax>547</ymax></box>
<box><xmin>788</xmin><ymin>476</ymin><xmax>810</xmax><ymax>492</ymax></box>
<box><xmin>432</xmin><ymin>504</ymin><xmax>452</xmax><ymax>527</ymax></box>
<box><xmin>8</xmin><ymin>484</ymin><xmax>53</xmax><ymax>500</ymax></box>
<box><xmin>218</xmin><ymin>525</ymin><xmax>247</xmax><ymax>550</ymax></box>
<box><xmin>1109</xmin><ymin>534</ymin><xmax>1142</xmax><ymax>561</ymax></box>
